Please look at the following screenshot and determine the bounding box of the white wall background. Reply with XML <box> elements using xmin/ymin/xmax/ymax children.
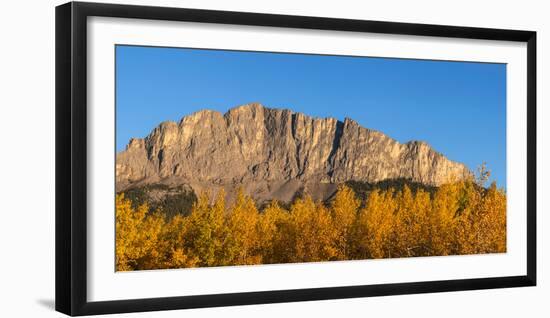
<box><xmin>0</xmin><ymin>0</ymin><xmax>547</xmax><ymax>316</ymax></box>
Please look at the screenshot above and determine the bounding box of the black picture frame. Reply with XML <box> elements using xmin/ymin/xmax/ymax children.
<box><xmin>55</xmin><ymin>1</ymin><xmax>537</xmax><ymax>316</ymax></box>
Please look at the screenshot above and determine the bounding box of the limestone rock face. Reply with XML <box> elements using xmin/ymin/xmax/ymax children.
<box><xmin>116</xmin><ymin>103</ymin><xmax>470</xmax><ymax>202</ymax></box>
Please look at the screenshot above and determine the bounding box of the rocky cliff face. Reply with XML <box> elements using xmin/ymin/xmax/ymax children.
<box><xmin>116</xmin><ymin>103</ymin><xmax>470</xmax><ymax>202</ymax></box>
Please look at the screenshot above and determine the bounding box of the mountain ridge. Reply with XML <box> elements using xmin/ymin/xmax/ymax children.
<box><xmin>116</xmin><ymin>103</ymin><xmax>470</xmax><ymax>203</ymax></box>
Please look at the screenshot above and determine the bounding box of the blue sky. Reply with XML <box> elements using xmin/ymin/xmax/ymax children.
<box><xmin>116</xmin><ymin>45</ymin><xmax>506</xmax><ymax>187</ymax></box>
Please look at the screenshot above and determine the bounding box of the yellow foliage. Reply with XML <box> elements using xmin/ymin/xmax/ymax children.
<box><xmin>115</xmin><ymin>194</ymin><xmax>165</xmax><ymax>271</ymax></box>
<box><xmin>116</xmin><ymin>178</ymin><xmax>507</xmax><ymax>271</ymax></box>
<box><xmin>353</xmin><ymin>189</ymin><xmax>398</xmax><ymax>259</ymax></box>
<box><xmin>223</xmin><ymin>188</ymin><xmax>261</xmax><ymax>265</ymax></box>
<box><xmin>183</xmin><ymin>190</ymin><xmax>226</xmax><ymax>267</ymax></box>
<box><xmin>280</xmin><ymin>196</ymin><xmax>339</xmax><ymax>263</ymax></box>
<box><xmin>331</xmin><ymin>185</ymin><xmax>360</xmax><ymax>259</ymax></box>
<box><xmin>257</xmin><ymin>201</ymin><xmax>289</xmax><ymax>264</ymax></box>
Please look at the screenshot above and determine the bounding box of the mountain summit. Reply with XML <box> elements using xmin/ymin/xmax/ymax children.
<box><xmin>116</xmin><ymin>103</ymin><xmax>470</xmax><ymax>202</ymax></box>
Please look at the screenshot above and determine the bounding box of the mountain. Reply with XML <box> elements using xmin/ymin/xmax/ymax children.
<box><xmin>116</xmin><ymin>103</ymin><xmax>470</xmax><ymax>203</ymax></box>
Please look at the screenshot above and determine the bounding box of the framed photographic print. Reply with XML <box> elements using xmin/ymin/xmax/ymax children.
<box><xmin>55</xmin><ymin>1</ymin><xmax>536</xmax><ymax>316</ymax></box>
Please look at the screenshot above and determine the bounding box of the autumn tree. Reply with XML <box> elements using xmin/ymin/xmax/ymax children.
<box><xmin>477</xmin><ymin>182</ymin><xmax>506</xmax><ymax>253</ymax></box>
<box><xmin>115</xmin><ymin>194</ymin><xmax>165</xmax><ymax>271</ymax></box>
<box><xmin>281</xmin><ymin>196</ymin><xmax>339</xmax><ymax>263</ymax></box>
<box><xmin>116</xmin><ymin>171</ymin><xmax>507</xmax><ymax>270</ymax></box>
<box><xmin>159</xmin><ymin>214</ymin><xmax>199</xmax><ymax>269</ymax></box>
<box><xmin>183</xmin><ymin>190</ymin><xmax>226</xmax><ymax>267</ymax></box>
<box><xmin>430</xmin><ymin>181</ymin><xmax>462</xmax><ymax>255</ymax></box>
<box><xmin>392</xmin><ymin>186</ymin><xmax>432</xmax><ymax>257</ymax></box>
<box><xmin>257</xmin><ymin>201</ymin><xmax>289</xmax><ymax>264</ymax></box>
<box><xmin>222</xmin><ymin>189</ymin><xmax>261</xmax><ymax>265</ymax></box>
<box><xmin>353</xmin><ymin>189</ymin><xmax>397</xmax><ymax>259</ymax></box>
<box><xmin>330</xmin><ymin>184</ymin><xmax>360</xmax><ymax>259</ymax></box>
